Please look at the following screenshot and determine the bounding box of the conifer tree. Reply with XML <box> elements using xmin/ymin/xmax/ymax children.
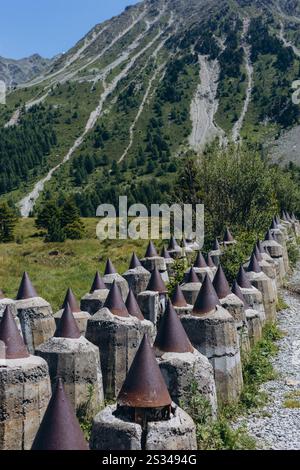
<box><xmin>0</xmin><ymin>202</ymin><xmax>17</xmax><ymax>243</ymax></box>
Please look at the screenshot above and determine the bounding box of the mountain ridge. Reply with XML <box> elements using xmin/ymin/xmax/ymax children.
<box><xmin>0</xmin><ymin>0</ymin><xmax>299</xmax><ymax>216</ymax></box>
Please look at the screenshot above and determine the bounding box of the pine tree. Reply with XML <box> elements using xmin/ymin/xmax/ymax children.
<box><xmin>0</xmin><ymin>202</ymin><xmax>17</xmax><ymax>243</ymax></box>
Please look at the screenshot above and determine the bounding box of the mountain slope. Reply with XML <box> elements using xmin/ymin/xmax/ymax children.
<box><xmin>0</xmin><ymin>54</ymin><xmax>54</xmax><ymax>87</ymax></box>
<box><xmin>0</xmin><ymin>0</ymin><xmax>299</xmax><ymax>216</ymax></box>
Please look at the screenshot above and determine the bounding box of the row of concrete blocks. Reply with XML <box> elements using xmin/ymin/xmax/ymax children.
<box><xmin>0</xmin><ymin>216</ymin><xmax>298</xmax><ymax>450</ymax></box>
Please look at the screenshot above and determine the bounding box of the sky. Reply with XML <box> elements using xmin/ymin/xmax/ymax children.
<box><xmin>0</xmin><ymin>0</ymin><xmax>139</xmax><ymax>59</ymax></box>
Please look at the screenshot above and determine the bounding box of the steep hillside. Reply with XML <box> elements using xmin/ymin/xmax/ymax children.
<box><xmin>0</xmin><ymin>54</ymin><xmax>54</xmax><ymax>87</ymax></box>
<box><xmin>0</xmin><ymin>0</ymin><xmax>299</xmax><ymax>216</ymax></box>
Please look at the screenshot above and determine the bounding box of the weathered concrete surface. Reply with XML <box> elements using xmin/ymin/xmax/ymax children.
<box><xmin>36</xmin><ymin>336</ymin><xmax>104</xmax><ymax>412</ymax></box>
<box><xmin>239</xmin><ymin>286</ymin><xmax>266</xmax><ymax>325</ymax></box>
<box><xmin>0</xmin><ymin>355</ymin><xmax>51</xmax><ymax>450</ymax></box>
<box><xmin>180</xmin><ymin>281</ymin><xmax>202</xmax><ymax>306</ymax></box>
<box><xmin>181</xmin><ymin>306</ymin><xmax>243</xmax><ymax>404</ymax></box>
<box><xmin>271</xmin><ymin>228</ymin><xmax>289</xmax><ymax>273</ymax></box>
<box><xmin>245</xmin><ymin>308</ymin><xmax>262</xmax><ymax>347</ymax></box>
<box><xmin>247</xmin><ymin>271</ymin><xmax>277</xmax><ymax>323</ymax></box>
<box><xmin>123</xmin><ymin>266</ymin><xmax>151</xmax><ymax>297</ymax></box>
<box><xmin>15</xmin><ymin>297</ymin><xmax>55</xmax><ymax>354</ymax></box>
<box><xmin>90</xmin><ymin>403</ymin><xmax>197</xmax><ymax>450</ymax></box>
<box><xmin>86</xmin><ymin>308</ymin><xmax>155</xmax><ymax>400</ymax></box>
<box><xmin>103</xmin><ymin>273</ymin><xmax>129</xmax><ymax>301</ymax></box>
<box><xmin>174</xmin><ymin>304</ymin><xmax>193</xmax><ymax>317</ymax></box>
<box><xmin>54</xmin><ymin>309</ymin><xmax>91</xmax><ymax>336</ymax></box>
<box><xmin>157</xmin><ymin>349</ymin><xmax>217</xmax><ymax>415</ymax></box>
<box><xmin>209</xmin><ymin>249</ymin><xmax>222</xmax><ymax>267</ymax></box>
<box><xmin>138</xmin><ymin>291</ymin><xmax>166</xmax><ymax>327</ymax></box>
<box><xmin>220</xmin><ymin>294</ymin><xmax>250</xmax><ymax>355</ymax></box>
<box><xmin>192</xmin><ymin>267</ymin><xmax>214</xmax><ymax>282</ymax></box>
<box><xmin>141</xmin><ymin>257</ymin><xmax>169</xmax><ymax>283</ymax></box>
<box><xmin>262</xmin><ymin>241</ymin><xmax>285</xmax><ymax>285</ymax></box>
<box><xmin>80</xmin><ymin>289</ymin><xmax>109</xmax><ymax>315</ymax></box>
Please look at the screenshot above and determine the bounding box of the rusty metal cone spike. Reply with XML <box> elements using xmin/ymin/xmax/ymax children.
<box><xmin>194</xmin><ymin>252</ymin><xmax>208</xmax><ymax>268</ymax></box>
<box><xmin>0</xmin><ymin>305</ymin><xmax>29</xmax><ymax>359</ymax></box>
<box><xmin>90</xmin><ymin>272</ymin><xmax>106</xmax><ymax>293</ymax></box>
<box><xmin>31</xmin><ymin>378</ymin><xmax>89</xmax><ymax>450</ymax></box>
<box><xmin>104</xmin><ymin>258</ymin><xmax>117</xmax><ymax>275</ymax></box>
<box><xmin>146</xmin><ymin>267</ymin><xmax>168</xmax><ymax>294</ymax></box>
<box><xmin>126</xmin><ymin>289</ymin><xmax>144</xmax><ymax>321</ymax></box>
<box><xmin>55</xmin><ymin>303</ymin><xmax>81</xmax><ymax>339</ymax></box>
<box><xmin>236</xmin><ymin>265</ymin><xmax>252</xmax><ymax>288</ymax></box>
<box><xmin>16</xmin><ymin>272</ymin><xmax>38</xmax><ymax>300</ymax></box>
<box><xmin>62</xmin><ymin>288</ymin><xmax>81</xmax><ymax>313</ymax></box>
<box><xmin>104</xmin><ymin>281</ymin><xmax>130</xmax><ymax>317</ymax></box>
<box><xmin>270</xmin><ymin>219</ymin><xmax>278</xmax><ymax>230</ymax></box>
<box><xmin>206</xmin><ymin>254</ymin><xmax>216</xmax><ymax>268</ymax></box>
<box><xmin>154</xmin><ymin>301</ymin><xmax>193</xmax><ymax>353</ymax></box>
<box><xmin>224</xmin><ymin>227</ymin><xmax>235</xmax><ymax>242</ymax></box>
<box><xmin>213</xmin><ymin>265</ymin><xmax>231</xmax><ymax>299</ymax></box>
<box><xmin>256</xmin><ymin>240</ymin><xmax>264</xmax><ymax>253</ymax></box>
<box><xmin>213</xmin><ymin>238</ymin><xmax>220</xmax><ymax>251</ymax></box>
<box><xmin>161</xmin><ymin>246</ymin><xmax>172</xmax><ymax>259</ymax></box>
<box><xmin>117</xmin><ymin>334</ymin><xmax>172</xmax><ymax>409</ymax></box>
<box><xmin>247</xmin><ymin>253</ymin><xmax>262</xmax><ymax>274</ymax></box>
<box><xmin>232</xmin><ymin>281</ymin><xmax>250</xmax><ymax>309</ymax></box>
<box><xmin>171</xmin><ymin>284</ymin><xmax>188</xmax><ymax>307</ymax></box>
<box><xmin>129</xmin><ymin>252</ymin><xmax>142</xmax><ymax>269</ymax></box>
<box><xmin>186</xmin><ymin>267</ymin><xmax>200</xmax><ymax>284</ymax></box>
<box><xmin>193</xmin><ymin>274</ymin><xmax>221</xmax><ymax>315</ymax></box>
<box><xmin>265</xmin><ymin>230</ymin><xmax>275</xmax><ymax>242</ymax></box>
<box><xmin>145</xmin><ymin>241</ymin><xmax>158</xmax><ymax>258</ymax></box>
<box><xmin>253</xmin><ymin>245</ymin><xmax>263</xmax><ymax>262</ymax></box>
<box><xmin>168</xmin><ymin>236</ymin><xmax>180</xmax><ymax>251</ymax></box>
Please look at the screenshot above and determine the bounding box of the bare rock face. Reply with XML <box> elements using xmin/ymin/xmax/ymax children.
<box><xmin>90</xmin><ymin>403</ymin><xmax>197</xmax><ymax>451</ymax></box>
<box><xmin>15</xmin><ymin>297</ymin><xmax>55</xmax><ymax>354</ymax></box>
<box><xmin>0</xmin><ymin>355</ymin><xmax>51</xmax><ymax>450</ymax></box>
<box><xmin>85</xmin><ymin>308</ymin><xmax>155</xmax><ymax>400</ymax></box>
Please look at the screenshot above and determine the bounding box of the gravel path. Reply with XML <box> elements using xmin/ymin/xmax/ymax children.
<box><xmin>236</xmin><ymin>266</ymin><xmax>300</xmax><ymax>450</ymax></box>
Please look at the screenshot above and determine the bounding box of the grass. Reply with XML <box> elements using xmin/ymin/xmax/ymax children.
<box><xmin>180</xmin><ymin>323</ymin><xmax>283</xmax><ymax>450</ymax></box>
<box><xmin>283</xmin><ymin>391</ymin><xmax>300</xmax><ymax>409</ymax></box>
<box><xmin>276</xmin><ymin>295</ymin><xmax>289</xmax><ymax>312</ymax></box>
<box><xmin>0</xmin><ymin>218</ymin><xmax>155</xmax><ymax>311</ymax></box>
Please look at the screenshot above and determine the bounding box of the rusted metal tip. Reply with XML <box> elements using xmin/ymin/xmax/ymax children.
<box><xmin>171</xmin><ymin>284</ymin><xmax>188</xmax><ymax>307</ymax></box>
<box><xmin>104</xmin><ymin>259</ymin><xmax>117</xmax><ymax>275</ymax></box>
<box><xmin>31</xmin><ymin>378</ymin><xmax>89</xmax><ymax>451</ymax></box>
<box><xmin>232</xmin><ymin>281</ymin><xmax>249</xmax><ymax>309</ymax></box>
<box><xmin>90</xmin><ymin>272</ymin><xmax>106</xmax><ymax>293</ymax></box>
<box><xmin>168</xmin><ymin>236</ymin><xmax>180</xmax><ymax>251</ymax></box>
<box><xmin>253</xmin><ymin>245</ymin><xmax>263</xmax><ymax>261</ymax></box>
<box><xmin>145</xmin><ymin>241</ymin><xmax>158</xmax><ymax>258</ymax></box>
<box><xmin>186</xmin><ymin>267</ymin><xmax>200</xmax><ymax>284</ymax></box>
<box><xmin>129</xmin><ymin>253</ymin><xmax>142</xmax><ymax>269</ymax></box>
<box><xmin>206</xmin><ymin>254</ymin><xmax>216</xmax><ymax>268</ymax></box>
<box><xmin>117</xmin><ymin>334</ymin><xmax>172</xmax><ymax>409</ymax></box>
<box><xmin>193</xmin><ymin>274</ymin><xmax>221</xmax><ymax>315</ymax></box>
<box><xmin>270</xmin><ymin>219</ymin><xmax>278</xmax><ymax>230</ymax></box>
<box><xmin>62</xmin><ymin>288</ymin><xmax>81</xmax><ymax>313</ymax></box>
<box><xmin>194</xmin><ymin>252</ymin><xmax>208</xmax><ymax>268</ymax></box>
<box><xmin>161</xmin><ymin>246</ymin><xmax>172</xmax><ymax>259</ymax></box>
<box><xmin>16</xmin><ymin>272</ymin><xmax>38</xmax><ymax>300</ymax></box>
<box><xmin>213</xmin><ymin>265</ymin><xmax>231</xmax><ymax>299</ymax></box>
<box><xmin>213</xmin><ymin>238</ymin><xmax>220</xmax><ymax>251</ymax></box>
<box><xmin>248</xmin><ymin>253</ymin><xmax>262</xmax><ymax>274</ymax></box>
<box><xmin>146</xmin><ymin>267</ymin><xmax>168</xmax><ymax>294</ymax></box>
<box><xmin>126</xmin><ymin>290</ymin><xmax>144</xmax><ymax>321</ymax></box>
<box><xmin>55</xmin><ymin>303</ymin><xmax>81</xmax><ymax>339</ymax></box>
<box><xmin>104</xmin><ymin>281</ymin><xmax>130</xmax><ymax>317</ymax></box>
<box><xmin>223</xmin><ymin>227</ymin><xmax>235</xmax><ymax>242</ymax></box>
<box><xmin>237</xmin><ymin>265</ymin><xmax>252</xmax><ymax>288</ymax></box>
<box><xmin>256</xmin><ymin>240</ymin><xmax>264</xmax><ymax>253</ymax></box>
<box><xmin>154</xmin><ymin>301</ymin><xmax>193</xmax><ymax>354</ymax></box>
<box><xmin>0</xmin><ymin>305</ymin><xmax>29</xmax><ymax>359</ymax></box>
<box><xmin>265</xmin><ymin>230</ymin><xmax>275</xmax><ymax>242</ymax></box>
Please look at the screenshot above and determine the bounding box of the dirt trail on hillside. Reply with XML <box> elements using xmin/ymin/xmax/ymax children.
<box><xmin>279</xmin><ymin>22</ymin><xmax>300</xmax><ymax>58</ymax></box>
<box><xmin>188</xmin><ymin>55</ymin><xmax>224</xmax><ymax>151</ymax></box>
<box><xmin>232</xmin><ymin>18</ymin><xmax>253</xmax><ymax>143</ymax></box>
<box><xmin>17</xmin><ymin>20</ymin><xmax>171</xmax><ymax>217</ymax></box>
